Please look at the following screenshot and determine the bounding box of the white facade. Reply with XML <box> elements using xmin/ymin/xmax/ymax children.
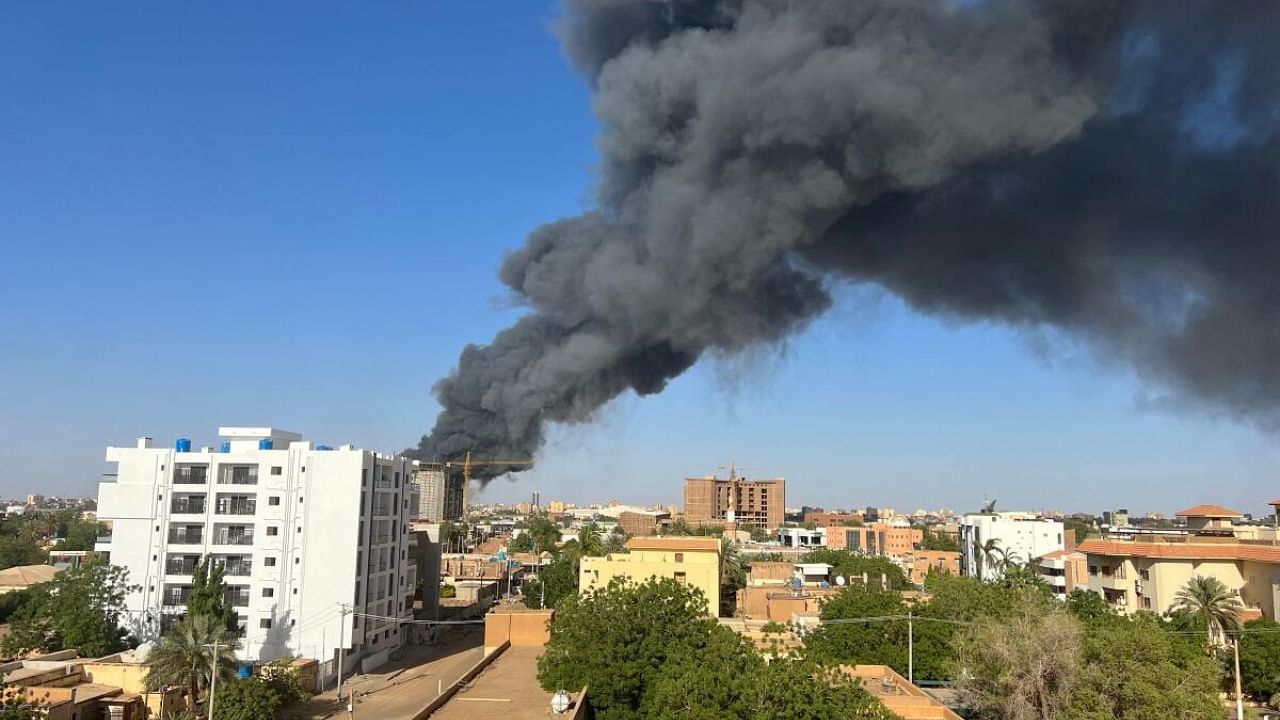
<box><xmin>959</xmin><ymin>512</ymin><xmax>1064</xmax><ymax>580</ymax></box>
<box><xmin>96</xmin><ymin>427</ymin><xmax>417</xmax><ymax>672</ymax></box>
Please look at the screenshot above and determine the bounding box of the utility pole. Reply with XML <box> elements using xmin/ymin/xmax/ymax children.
<box><xmin>1233</xmin><ymin>634</ymin><xmax>1244</xmax><ymax>720</ymax></box>
<box><xmin>337</xmin><ymin>603</ymin><xmax>352</xmax><ymax>702</ymax></box>
<box><xmin>347</xmin><ymin>689</ymin><xmax>356</xmax><ymax>720</ymax></box>
<box><xmin>204</xmin><ymin>641</ymin><xmax>225</xmax><ymax>720</ymax></box>
<box><xmin>907</xmin><ymin>611</ymin><xmax>914</xmax><ymax>684</ymax></box>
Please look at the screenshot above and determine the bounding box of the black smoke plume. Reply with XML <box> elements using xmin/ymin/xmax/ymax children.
<box><xmin>414</xmin><ymin>0</ymin><xmax>1280</xmax><ymax>480</ymax></box>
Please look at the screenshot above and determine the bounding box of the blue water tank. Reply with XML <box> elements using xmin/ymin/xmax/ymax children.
<box><xmin>238</xmin><ymin>665</ymin><xmax>252</xmax><ymax>679</ymax></box>
<box><xmin>258</xmin><ymin>438</ymin><xmax>273</xmax><ymax>450</ymax></box>
<box><xmin>175</xmin><ymin>438</ymin><xmax>191</xmax><ymax>453</ymax></box>
<box><xmin>219</xmin><ymin>441</ymin><xmax>231</xmax><ymax>453</ymax></box>
<box><xmin>316</xmin><ymin>444</ymin><xmax>333</xmax><ymax>451</ymax></box>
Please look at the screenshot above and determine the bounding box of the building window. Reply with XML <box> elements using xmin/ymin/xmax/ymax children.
<box><xmin>271</xmin><ymin>466</ymin><xmax>282</xmax><ymax>476</ymax></box>
<box><xmin>1088</xmin><ymin>565</ymin><xmax>1098</xmax><ymax>576</ymax></box>
<box><xmin>1140</xmin><ymin>569</ymin><xmax>1150</xmax><ymax>581</ymax></box>
<box><xmin>1141</xmin><ymin>597</ymin><xmax>1152</xmax><ymax>609</ymax></box>
<box><xmin>259</xmin><ymin>619</ymin><xmax>272</xmax><ymax>629</ymax></box>
<box><xmin>294</xmin><ymin>557</ymin><xmax>300</xmax><ymax>564</ymax></box>
<box><xmin>674</xmin><ymin>553</ymin><xmax>684</xmax><ymax>563</ymax></box>
<box><xmin>269</xmin><ymin>497</ymin><xmax>280</xmax><ymax>506</ymax></box>
<box><xmin>674</xmin><ymin>572</ymin><xmax>687</xmax><ymax>585</ymax></box>
<box><xmin>299</xmin><ymin>497</ymin><xmax>304</xmax><ymax>504</ymax></box>
<box><xmin>296</xmin><ymin>526</ymin><xmax>302</xmax><ymax>533</ymax></box>
<box><xmin>267</xmin><ymin>526</ymin><xmax>279</xmax><ymax>537</ymax></box>
<box><xmin>265</xmin><ymin>557</ymin><xmax>277</xmax><ymax>567</ymax></box>
<box><xmin>262</xmin><ymin>588</ymin><xmax>274</xmax><ymax>598</ymax></box>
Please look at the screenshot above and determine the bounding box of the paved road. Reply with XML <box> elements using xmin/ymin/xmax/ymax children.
<box><xmin>285</xmin><ymin>627</ymin><xmax>485</xmax><ymax>720</ymax></box>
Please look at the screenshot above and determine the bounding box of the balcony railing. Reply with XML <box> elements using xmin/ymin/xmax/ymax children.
<box><xmin>218</xmin><ymin>466</ymin><xmax>258</xmax><ymax>486</ymax></box>
<box><xmin>168</xmin><ymin>529</ymin><xmax>204</xmax><ymax>545</ymax></box>
<box><xmin>220</xmin><ymin>560</ymin><xmax>253</xmax><ymax>577</ymax></box>
<box><xmin>174</xmin><ymin>466</ymin><xmax>208</xmax><ymax>484</ymax></box>
<box><xmin>213</xmin><ymin>530</ymin><xmax>254</xmax><ymax>546</ymax></box>
<box><xmin>166</xmin><ymin>558</ymin><xmax>200</xmax><ymax>575</ymax></box>
<box><xmin>225</xmin><ymin>590</ymin><xmax>250</xmax><ymax>608</ymax></box>
<box><xmin>171</xmin><ymin>498</ymin><xmax>206</xmax><ymax>514</ymax></box>
<box><xmin>215</xmin><ymin>499</ymin><xmax>256</xmax><ymax>515</ymax></box>
<box><xmin>96</xmin><ymin>534</ymin><xmax>113</xmax><ymax>545</ymax></box>
<box><xmin>163</xmin><ymin>589</ymin><xmax>193</xmax><ymax>606</ymax></box>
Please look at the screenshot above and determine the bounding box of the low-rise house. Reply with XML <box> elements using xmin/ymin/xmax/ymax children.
<box><xmin>579</xmin><ymin>537</ymin><xmax>721</xmax><ymax>616</ymax></box>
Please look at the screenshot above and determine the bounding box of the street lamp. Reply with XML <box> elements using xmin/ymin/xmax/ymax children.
<box><xmin>550</xmin><ymin>689</ymin><xmax>572</xmax><ymax>714</ymax></box>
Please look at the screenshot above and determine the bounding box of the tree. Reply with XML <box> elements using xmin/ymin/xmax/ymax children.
<box><xmin>804</xmin><ymin>586</ymin><xmax>909</xmax><ymax>670</ymax></box>
<box><xmin>954</xmin><ymin>597</ymin><xmax>1080</xmax><ymax>720</ymax></box>
<box><xmin>0</xmin><ymin>536</ymin><xmax>46</xmax><ymax>571</ymax></box>
<box><xmin>1061</xmin><ymin>519</ymin><xmax>1095</xmax><ymax>543</ymax></box>
<box><xmin>520</xmin><ymin>554</ymin><xmax>577</xmax><ymax>610</ymax></box>
<box><xmin>739</xmin><ymin>523</ymin><xmax>770</xmax><ymax>542</ymax></box>
<box><xmin>439</xmin><ymin>583</ymin><xmax>456</xmax><ymax>599</ymax></box>
<box><xmin>642</xmin><ymin>626</ymin><xmax>894</xmax><ymax>720</ymax></box>
<box><xmin>1238</xmin><ymin>619</ymin><xmax>1280</xmax><ymax>702</ymax></box>
<box><xmin>603</xmin><ymin>527</ymin><xmax>628</xmax><ymax>555</ymax></box>
<box><xmin>188</xmin><ymin>556</ymin><xmax>236</xmax><ymax>633</ymax></box>
<box><xmin>509</xmin><ymin>533</ymin><xmax>535</xmax><ymax>553</ymax></box>
<box><xmin>1068</xmin><ymin>613</ymin><xmax>1222</xmax><ymax>719</ymax></box>
<box><xmin>1171</xmin><ymin>575</ymin><xmax>1243</xmax><ymax>647</ymax></box>
<box><xmin>211</xmin><ymin>678</ymin><xmax>282</xmax><ymax>720</ymax></box>
<box><xmin>145</xmin><ymin>613</ymin><xmax>240</xmax><ymax>709</ymax></box>
<box><xmin>526</xmin><ymin>517</ymin><xmax>563</xmax><ymax>555</ymax></box>
<box><xmin>538</xmin><ymin>577</ymin><xmax>714</xmax><ymax>720</ymax></box>
<box><xmin>258</xmin><ymin>656</ymin><xmax>311</xmax><ymax>705</ymax></box>
<box><xmin>1064</xmin><ymin>589</ymin><xmax>1111</xmax><ymax>623</ymax></box>
<box><xmin>918</xmin><ymin>526</ymin><xmax>960</xmax><ymax>552</ymax></box>
<box><xmin>3</xmin><ymin>562</ymin><xmax>135</xmax><ymax>657</ymax></box>
<box><xmin>973</xmin><ymin>538</ymin><xmax>1003</xmax><ymax>580</ymax></box>
<box><xmin>719</xmin><ymin>538</ymin><xmax>745</xmax><ymax>617</ymax></box>
<box><xmin>58</xmin><ymin>518</ymin><xmax>107</xmax><ymax>552</ymax></box>
<box><xmin>0</xmin><ymin>589</ymin><xmax>31</xmax><ymax>623</ymax></box>
<box><xmin>800</xmin><ymin>549</ymin><xmax>908</xmax><ymax>589</ymax></box>
<box><xmin>574</xmin><ymin>523</ymin><xmax>603</xmax><ymax>558</ymax></box>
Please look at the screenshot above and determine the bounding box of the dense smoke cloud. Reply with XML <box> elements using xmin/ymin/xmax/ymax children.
<box><xmin>414</xmin><ymin>0</ymin><xmax>1280</xmax><ymax>479</ymax></box>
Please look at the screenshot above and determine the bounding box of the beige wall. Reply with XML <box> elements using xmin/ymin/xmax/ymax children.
<box><xmin>1085</xmin><ymin>554</ymin><xmax>1277</xmax><ymax>619</ymax></box>
<box><xmin>580</xmin><ymin>546</ymin><xmax>720</xmax><ymax>616</ymax></box>
<box><xmin>484</xmin><ymin>610</ymin><xmax>553</xmax><ymax>651</ymax></box>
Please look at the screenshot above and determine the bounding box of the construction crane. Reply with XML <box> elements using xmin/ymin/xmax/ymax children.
<box><xmin>445</xmin><ymin>451</ymin><xmax>534</xmax><ymax>518</ymax></box>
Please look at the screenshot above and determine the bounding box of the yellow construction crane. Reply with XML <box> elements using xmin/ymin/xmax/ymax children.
<box><xmin>445</xmin><ymin>451</ymin><xmax>535</xmax><ymax>516</ymax></box>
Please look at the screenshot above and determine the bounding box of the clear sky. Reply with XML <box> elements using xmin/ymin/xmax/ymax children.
<box><xmin>0</xmin><ymin>3</ymin><xmax>1271</xmax><ymax>517</ymax></box>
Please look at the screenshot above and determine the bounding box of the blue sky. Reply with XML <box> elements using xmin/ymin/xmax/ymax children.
<box><xmin>0</xmin><ymin>3</ymin><xmax>1271</xmax><ymax>516</ymax></box>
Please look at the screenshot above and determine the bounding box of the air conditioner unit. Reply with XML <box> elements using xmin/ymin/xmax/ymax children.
<box><xmin>1134</xmin><ymin>582</ymin><xmax>1143</xmax><ymax>594</ymax></box>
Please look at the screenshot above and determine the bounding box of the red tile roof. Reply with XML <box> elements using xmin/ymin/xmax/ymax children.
<box><xmin>1077</xmin><ymin>539</ymin><xmax>1280</xmax><ymax>563</ymax></box>
<box><xmin>1175</xmin><ymin>504</ymin><xmax>1243</xmax><ymax>518</ymax></box>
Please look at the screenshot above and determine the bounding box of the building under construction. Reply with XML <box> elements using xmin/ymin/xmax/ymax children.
<box><xmin>415</xmin><ymin>463</ymin><xmax>466</xmax><ymax>522</ymax></box>
<box><xmin>684</xmin><ymin>468</ymin><xmax>785</xmax><ymax>531</ymax></box>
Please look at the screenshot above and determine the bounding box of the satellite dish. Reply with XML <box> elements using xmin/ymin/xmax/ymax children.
<box><xmin>835</xmin><ymin>575</ymin><xmax>846</xmax><ymax>586</ymax></box>
<box><xmin>134</xmin><ymin>642</ymin><xmax>153</xmax><ymax>662</ymax></box>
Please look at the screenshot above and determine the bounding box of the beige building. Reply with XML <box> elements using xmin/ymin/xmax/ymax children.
<box><xmin>684</xmin><ymin>471</ymin><xmax>785</xmax><ymax>530</ymax></box>
<box><xmin>579</xmin><ymin>537</ymin><xmax>722</xmax><ymax>616</ymax></box>
<box><xmin>1078</xmin><ymin>504</ymin><xmax>1279</xmax><ymax>619</ymax></box>
<box><xmin>1037</xmin><ymin>549</ymin><xmax>1087</xmax><ymax>599</ymax></box>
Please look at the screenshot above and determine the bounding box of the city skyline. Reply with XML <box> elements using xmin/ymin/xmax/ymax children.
<box><xmin>1</xmin><ymin>2</ymin><xmax>1274</xmax><ymax>513</ymax></box>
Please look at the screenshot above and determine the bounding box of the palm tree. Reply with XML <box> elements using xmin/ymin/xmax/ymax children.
<box><xmin>972</xmin><ymin>538</ymin><xmax>1002</xmax><ymax>580</ymax></box>
<box><xmin>144</xmin><ymin>614</ymin><xmax>240</xmax><ymax>708</ymax></box>
<box><xmin>719</xmin><ymin>537</ymin><xmax>745</xmax><ymax>617</ymax></box>
<box><xmin>602</xmin><ymin>529</ymin><xmax>628</xmax><ymax>555</ymax></box>
<box><xmin>1172</xmin><ymin>575</ymin><xmax>1244</xmax><ymax>648</ymax></box>
<box><xmin>576</xmin><ymin>523</ymin><xmax>604</xmax><ymax>558</ymax></box>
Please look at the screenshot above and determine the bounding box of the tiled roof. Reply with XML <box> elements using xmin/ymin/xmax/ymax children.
<box><xmin>1176</xmin><ymin>504</ymin><xmax>1244</xmax><ymax>518</ymax></box>
<box><xmin>626</xmin><ymin>536</ymin><xmax>721</xmax><ymax>551</ymax></box>
<box><xmin>1077</xmin><ymin>539</ymin><xmax>1280</xmax><ymax>563</ymax></box>
<box><xmin>0</xmin><ymin>564</ymin><xmax>58</xmax><ymax>588</ymax></box>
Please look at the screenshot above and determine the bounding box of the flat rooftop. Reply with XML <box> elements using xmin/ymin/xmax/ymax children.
<box><xmin>430</xmin><ymin>647</ymin><xmax>581</xmax><ymax>720</ymax></box>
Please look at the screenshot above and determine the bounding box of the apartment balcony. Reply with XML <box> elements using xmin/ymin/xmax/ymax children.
<box><xmin>163</xmin><ymin>587</ymin><xmax>193</xmax><ymax>606</ymax></box>
<box><xmin>211</xmin><ymin>528</ymin><xmax>254</xmax><ymax>546</ymax></box>
<box><xmin>1044</xmin><ymin>575</ymin><xmax>1067</xmax><ymax>588</ymax></box>
<box><xmin>166</xmin><ymin>557</ymin><xmax>200</xmax><ymax>576</ymax></box>
<box><xmin>217</xmin><ymin>466</ymin><xmax>258</xmax><ymax>486</ymax></box>
<box><xmin>168</xmin><ymin>530</ymin><xmax>205</xmax><ymax>545</ymax></box>
<box><xmin>170</xmin><ymin>498</ymin><xmax>207</xmax><ymax>515</ymax></box>
<box><xmin>225</xmin><ymin>589</ymin><xmax>250</xmax><ymax>608</ymax></box>
<box><xmin>1097</xmin><ymin>573</ymin><xmax>1131</xmax><ymax>591</ymax></box>
<box><xmin>174</xmin><ymin>466</ymin><xmax>208</xmax><ymax>485</ymax></box>
<box><xmin>215</xmin><ymin>499</ymin><xmax>256</xmax><ymax>516</ymax></box>
<box><xmin>219</xmin><ymin>559</ymin><xmax>253</xmax><ymax>577</ymax></box>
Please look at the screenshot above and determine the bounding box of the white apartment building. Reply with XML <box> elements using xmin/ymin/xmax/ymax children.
<box><xmin>959</xmin><ymin>512</ymin><xmax>1065</xmax><ymax>580</ymax></box>
<box><xmin>96</xmin><ymin>427</ymin><xmax>418</xmax><ymax>674</ymax></box>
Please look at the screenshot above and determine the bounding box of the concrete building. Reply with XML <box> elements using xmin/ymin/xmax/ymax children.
<box><xmin>1036</xmin><ymin>549</ymin><xmax>1087</xmax><ymax>599</ymax></box>
<box><xmin>803</xmin><ymin>510</ymin><xmax>865</xmax><ymax>526</ymax></box>
<box><xmin>95</xmin><ymin>427</ymin><xmax>418</xmax><ymax>672</ymax></box>
<box><xmin>0</xmin><ymin>565</ymin><xmax>58</xmax><ymax>594</ymax></box>
<box><xmin>414</xmin><ymin>463</ymin><xmax>464</xmax><ymax>522</ymax></box>
<box><xmin>1078</xmin><ymin>504</ymin><xmax>1279</xmax><ymax>619</ymax></box>
<box><xmin>684</xmin><ymin>472</ymin><xmax>785</xmax><ymax>531</ymax></box>
<box><xmin>579</xmin><ymin>537</ymin><xmax>722</xmax><ymax>616</ymax></box>
<box><xmin>777</xmin><ymin>526</ymin><xmax>827</xmax><ymax>548</ymax></box>
<box><xmin>618</xmin><ymin>510</ymin><xmax>670</xmax><ymax>537</ymax></box>
<box><xmin>959</xmin><ymin>512</ymin><xmax>1065</xmax><ymax>580</ymax></box>
<box><xmin>825</xmin><ymin>522</ymin><xmax>923</xmax><ymax>556</ymax></box>
<box><xmin>903</xmin><ymin>550</ymin><xmax>961</xmax><ymax>585</ymax></box>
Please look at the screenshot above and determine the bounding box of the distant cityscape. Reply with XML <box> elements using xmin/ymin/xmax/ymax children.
<box><xmin>0</xmin><ymin>425</ymin><xmax>1271</xmax><ymax>718</ymax></box>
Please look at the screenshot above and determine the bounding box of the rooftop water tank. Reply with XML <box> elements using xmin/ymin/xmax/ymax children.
<box><xmin>175</xmin><ymin>438</ymin><xmax>191</xmax><ymax>453</ymax></box>
<box><xmin>316</xmin><ymin>444</ymin><xmax>333</xmax><ymax>451</ymax></box>
<box><xmin>219</xmin><ymin>441</ymin><xmax>231</xmax><ymax>453</ymax></box>
<box><xmin>258</xmin><ymin>438</ymin><xmax>273</xmax><ymax>450</ymax></box>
